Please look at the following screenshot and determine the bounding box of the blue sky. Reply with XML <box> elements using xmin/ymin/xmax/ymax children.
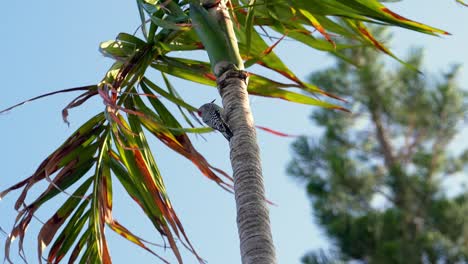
<box><xmin>0</xmin><ymin>1</ymin><xmax>467</xmax><ymax>264</ymax></box>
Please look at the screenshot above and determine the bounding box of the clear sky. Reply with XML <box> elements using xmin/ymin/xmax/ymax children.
<box><xmin>0</xmin><ymin>1</ymin><xmax>466</xmax><ymax>264</ymax></box>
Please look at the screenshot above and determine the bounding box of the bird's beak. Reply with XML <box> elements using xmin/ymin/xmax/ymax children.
<box><xmin>210</xmin><ymin>99</ymin><xmax>216</xmax><ymax>103</ymax></box>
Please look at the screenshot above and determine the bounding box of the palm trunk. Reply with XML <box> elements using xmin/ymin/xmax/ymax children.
<box><xmin>190</xmin><ymin>1</ymin><xmax>277</xmax><ymax>263</ymax></box>
<box><xmin>218</xmin><ymin>67</ymin><xmax>276</xmax><ymax>264</ymax></box>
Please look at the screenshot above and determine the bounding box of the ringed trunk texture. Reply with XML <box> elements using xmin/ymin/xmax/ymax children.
<box><xmin>217</xmin><ymin>67</ymin><xmax>277</xmax><ymax>264</ymax></box>
<box><xmin>191</xmin><ymin>0</ymin><xmax>277</xmax><ymax>262</ymax></box>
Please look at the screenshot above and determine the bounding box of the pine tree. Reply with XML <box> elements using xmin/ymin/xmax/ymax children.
<box><xmin>288</xmin><ymin>32</ymin><xmax>468</xmax><ymax>264</ymax></box>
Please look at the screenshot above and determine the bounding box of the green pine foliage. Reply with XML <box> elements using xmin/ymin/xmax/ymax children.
<box><xmin>288</xmin><ymin>32</ymin><xmax>468</xmax><ymax>264</ymax></box>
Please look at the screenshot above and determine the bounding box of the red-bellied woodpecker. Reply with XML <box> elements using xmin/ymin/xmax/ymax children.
<box><xmin>197</xmin><ymin>100</ymin><xmax>233</xmax><ymax>141</ymax></box>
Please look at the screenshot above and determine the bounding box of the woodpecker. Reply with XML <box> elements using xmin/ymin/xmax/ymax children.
<box><xmin>197</xmin><ymin>100</ymin><xmax>233</xmax><ymax>141</ymax></box>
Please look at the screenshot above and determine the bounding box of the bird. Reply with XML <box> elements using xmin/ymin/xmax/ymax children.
<box><xmin>197</xmin><ymin>99</ymin><xmax>233</xmax><ymax>141</ymax></box>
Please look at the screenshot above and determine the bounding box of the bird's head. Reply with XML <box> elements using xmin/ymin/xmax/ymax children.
<box><xmin>197</xmin><ymin>99</ymin><xmax>216</xmax><ymax>116</ymax></box>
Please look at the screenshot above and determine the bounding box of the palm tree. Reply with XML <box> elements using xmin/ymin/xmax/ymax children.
<box><xmin>1</xmin><ymin>0</ymin><xmax>456</xmax><ymax>263</ymax></box>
